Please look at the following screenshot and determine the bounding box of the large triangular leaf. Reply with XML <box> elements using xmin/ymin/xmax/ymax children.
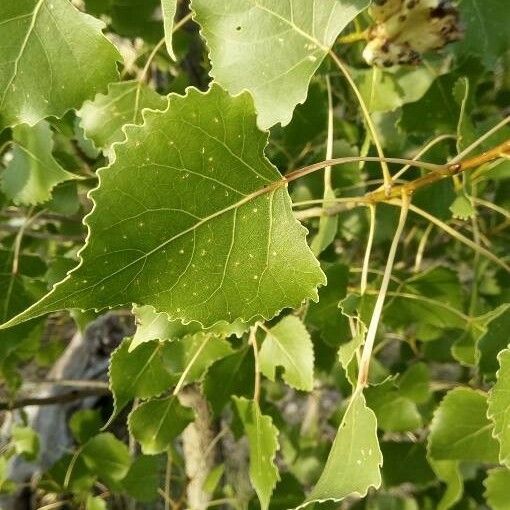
<box><xmin>2</xmin><ymin>121</ymin><xmax>78</xmax><ymax>205</ymax></box>
<box><xmin>259</xmin><ymin>315</ymin><xmax>314</xmax><ymax>391</ymax></box>
<box><xmin>0</xmin><ymin>85</ymin><xmax>325</xmax><ymax>330</ymax></box>
<box><xmin>299</xmin><ymin>390</ymin><xmax>382</xmax><ymax>507</ymax></box>
<box><xmin>233</xmin><ymin>397</ymin><xmax>280</xmax><ymax>510</ymax></box>
<box><xmin>488</xmin><ymin>348</ymin><xmax>510</xmax><ymax>468</ymax></box>
<box><xmin>0</xmin><ymin>0</ymin><xmax>120</xmax><ymax>130</ymax></box>
<box><xmin>190</xmin><ymin>0</ymin><xmax>369</xmax><ymax>129</ymax></box>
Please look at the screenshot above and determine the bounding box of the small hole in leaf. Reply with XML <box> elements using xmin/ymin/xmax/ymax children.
<box><xmin>236</xmin><ymin>26</ymin><xmax>242</xmax><ymax>31</ymax></box>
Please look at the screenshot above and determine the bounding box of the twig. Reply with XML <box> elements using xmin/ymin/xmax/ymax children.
<box><xmin>0</xmin><ymin>388</ymin><xmax>109</xmax><ymax>411</ymax></box>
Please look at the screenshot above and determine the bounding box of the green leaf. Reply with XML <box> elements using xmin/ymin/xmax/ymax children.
<box><xmin>0</xmin><ymin>0</ymin><xmax>120</xmax><ymax>130</ymax></box>
<box><xmin>449</xmin><ymin>193</ymin><xmax>475</xmax><ymax>220</ymax></box>
<box><xmin>307</xmin><ymin>264</ymin><xmax>350</xmax><ymax>346</ymax></box>
<box><xmin>69</xmin><ymin>409</ymin><xmax>103</xmax><ymax>444</ymax></box>
<box><xmin>128</xmin><ymin>395</ymin><xmax>194</xmax><ymax>454</ymax></box>
<box><xmin>162</xmin><ymin>0</ymin><xmax>178</xmax><ymax>60</ymax></box>
<box><xmin>108</xmin><ymin>338</ymin><xmax>174</xmax><ymax>423</ymax></box>
<box><xmin>381</xmin><ymin>442</ymin><xmax>435</xmax><ymax>488</ymax></box>
<box><xmin>301</xmin><ymin>390</ymin><xmax>382</xmax><ymax>507</ymax></box>
<box><xmin>1</xmin><ymin>85</ymin><xmax>325</xmax><ymax>330</ymax></box>
<box><xmin>203</xmin><ymin>347</ymin><xmax>254</xmax><ymax>416</ymax></box>
<box><xmin>2</xmin><ymin>121</ymin><xmax>78</xmax><ymax>205</ymax></box>
<box><xmin>488</xmin><ymin>349</ymin><xmax>510</xmax><ymax>468</ymax></box>
<box><xmin>78</xmin><ymin>81</ymin><xmax>167</xmax><ymax>152</ymax></box>
<box><xmin>352</xmin><ymin>65</ymin><xmax>443</xmax><ymax>113</ymax></box>
<box><xmin>365</xmin><ymin>379</ymin><xmax>422</xmax><ymax>433</ymax></box>
<box><xmin>162</xmin><ymin>333</ymin><xmax>233</xmax><ymax>385</ymax></box>
<box><xmin>428</xmin><ymin>387</ymin><xmax>499</xmax><ymax>463</ymax></box>
<box><xmin>86</xmin><ymin>496</ymin><xmax>106</xmax><ymax>510</ymax></box>
<box><xmin>456</xmin><ymin>0</ymin><xmax>510</xmax><ymax>68</ymax></box>
<box><xmin>131</xmin><ymin>304</ymin><xmax>247</xmax><ymax>351</ymax></box>
<box><xmin>430</xmin><ymin>460</ymin><xmax>463</xmax><ymax>510</ymax></box>
<box><xmin>398</xmin><ymin>363</ymin><xmax>430</xmax><ymax>404</ymax></box>
<box><xmin>121</xmin><ymin>455</ymin><xmax>160</xmax><ymax>502</ymax></box>
<box><xmin>478</xmin><ymin>306</ymin><xmax>510</xmax><ymax>376</ymax></box>
<box><xmin>233</xmin><ymin>397</ymin><xmax>280</xmax><ymax>510</ymax></box>
<box><xmin>12</xmin><ymin>425</ymin><xmax>39</xmax><ymax>461</ymax></box>
<box><xmin>81</xmin><ymin>432</ymin><xmax>131</xmax><ymax>485</ymax></box>
<box><xmin>311</xmin><ymin>187</ymin><xmax>337</xmax><ymax>256</ymax></box>
<box><xmin>259</xmin><ymin>315</ymin><xmax>314</xmax><ymax>391</ymax></box>
<box><xmin>484</xmin><ymin>467</ymin><xmax>510</xmax><ymax>510</ymax></box>
<box><xmin>191</xmin><ymin>0</ymin><xmax>370</xmax><ymax>129</ymax></box>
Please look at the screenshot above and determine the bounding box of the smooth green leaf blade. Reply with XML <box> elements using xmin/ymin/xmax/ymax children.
<box><xmin>108</xmin><ymin>338</ymin><xmax>174</xmax><ymax>423</ymax></box>
<box><xmin>233</xmin><ymin>397</ymin><xmax>279</xmax><ymax>510</ymax></box>
<box><xmin>0</xmin><ymin>0</ymin><xmax>120</xmax><ymax>130</ymax></box>
<box><xmin>488</xmin><ymin>348</ymin><xmax>510</xmax><ymax>468</ymax></box>
<box><xmin>2</xmin><ymin>121</ymin><xmax>77</xmax><ymax>205</ymax></box>
<box><xmin>456</xmin><ymin>0</ymin><xmax>510</xmax><ymax>68</ymax></box>
<box><xmin>259</xmin><ymin>315</ymin><xmax>314</xmax><ymax>391</ymax></box>
<box><xmin>12</xmin><ymin>425</ymin><xmax>39</xmax><ymax>461</ymax></box>
<box><xmin>128</xmin><ymin>395</ymin><xmax>194</xmax><ymax>454</ymax></box>
<box><xmin>203</xmin><ymin>347</ymin><xmax>254</xmax><ymax>416</ymax></box>
<box><xmin>81</xmin><ymin>432</ymin><xmax>131</xmax><ymax>485</ymax></box>
<box><xmin>484</xmin><ymin>467</ymin><xmax>510</xmax><ymax>510</ymax></box>
<box><xmin>161</xmin><ymin>0</ymin><xmax>178</xmax><ymax>60</ymax></box>
<box><xmin>161</xmin><ymin>333</ymin><xmax>233</xmax><ymax>385</ymax></box>
<box><xmin>86</xmin><ymin>496</ymin><xmax>106</xmax><ymax>510</ymax></box>
<box><xmin>0</xmin><ymin>85</ymin><xmax>325</xmax><ymax>330</ymax></box>
<box><xmin>78</xmin><ymin>81</ymin><xmax>167</xmax><ymax>152</ymax></box>
<box><xmin>301</xmin><ymin>390</ymin><xmax>382</xmax><ymax>507</ymax></box>
<box><xmin>428</xmin><ymin>387</ymin><xmax>499</xmax><ymax>463</ymax></box>
<box><xmin>398</xmin><ymin>363</ymin><xmax>431</xmax><ymax>404</ymax></box>
<box><xmin>191</xmin><ymin>0</ymin><xmax>370</xmax><ymax>129</ymax></box>
<box><xmin>121</xmin><ymin>455</ymin><xmax>160</xmax><ymax>502</ymax></box>
<box><xmin>430</xmin><ymin>460</ymin><xmax>463</xmax><ymax>510</ymax></box>
<box><xmin>69</xmin><ymin>409</ymin><xmax>103</xmax><ymax>444</ymax></box>
<box><xmin>478</xmin><ymin>306</ymin><xmax>510</xmax><ymax>376</ymax></box>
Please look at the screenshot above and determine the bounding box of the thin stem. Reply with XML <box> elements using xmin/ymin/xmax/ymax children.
<box><xmin>250</xmin><ymin>325</ymin><xmax>261</xmax><ymax>403</ymax></box>
<box><xmin>338</xmin><ymin>29</ymin><xmax>368</xmax><ymax>44</ymax></box>
<box><xmin>172</xmin><ymin>334</ymin><xmax>211</xmax><ymax>396</ymax></box>
<box><xmin>63</xmin><ymin>445</ymin><xmax>84</xmax><ymax>490</ymax></box>
<box><xmin>413</xmin><ymin>223</ymin><xmax>433</xmax><ymax>273</ymax></box>
<box><xmin>324</xmin><ymin>74</ymin><xmax>334</xmax><ymax>191</ymax></box>
<box><xmin>449</xmin><ymin>115</ymin><xmax>510</xmax><ymax>165</ymax></box>
<box><xmin>396</xmin><ymin>201</ymin><xmax>510</xmax><ymax>272</ymax></box>
<box><xmin>285</xmin><ymin>156</ymin><xmax>444</xmax><ymax>183</ymax></box>
<box><xmin>11</xmin><ymin>207</ymin><xmax>38</xmax><ymax>274</ymax></box>
<box><xmin>472</xmin><ymin>196</ymin><xmax>510</xmax><ymax>221</ymax></box>
<box><xmin>386</xmin><ymin>134</ymin><xmax>456</xmax><ymax>184</ymax></box>
<box><xmin>328</xmin><ymin>50</ymin><xmax>392</xmax><ymax>193</ymax></box>
<box><xmin>360</xmin><ymin>204</ymin><xmax>376</xmax><ymax>295</ymax></box>
<box><xmin>356</xmin><ymin>192</ymin><xmax>410</xmax><ymax>389</ymax></box>
<box><xmin>164</xmin><ymin>449</ymin><xmax>173</xmax><ymax>510</ymax></box>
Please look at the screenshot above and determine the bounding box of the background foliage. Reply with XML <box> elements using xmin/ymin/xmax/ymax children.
<box><xmin>0</xmin><ymin>0</ymin><xmax>510</xmax><ymax>509</ymax></box>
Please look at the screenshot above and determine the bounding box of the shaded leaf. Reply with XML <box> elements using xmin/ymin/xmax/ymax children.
<box><xmin>128</xmin><ymin>395</ymin><xmax>194</xmax><ymax>454</ymax></box>
<box><xmin>191</xmin><ymin>0</ymin><xmax>369</xmax><ymax>129</ymax></box>
<box><xmin>12</xmin><ymin>425</ymin><xmax>39</xmax><ymax>461</ymax></box>
<box><xmin>203</xmin><ymin>347</ymin><xmax>254</xmax><ymax>416</ymax></box>
<box><xmin>233</xmin><ymin>397</ymin><xmax>279</xmax><ymax>510</ymax></box>
<box><xmin>122</xmin><ymin>455</ymin><xmax>160</xmax><ymax>502</ymax></box>
<box><xmin>108</xmin><ymin>338</ymin><xmax>174</xmax><ymax>423</ymax></box>
<box><xmin>0</xmin><ymin>85</ymin><xmax>325</xmax><ymax>330</ymax></box>
<box><xmin>430</xmin><ymin>460</ymin><xmax>463</xmax><ymax>510</ymax></box>
<box><xmin>0</xmin><ymin>0</ymin><xmax>120</xmax><ymax>130</ymax></box>
<box><xmin>69</xmin><ymin>409</ymin><xmax>103</xmax><ymax>444</ymax></box>
<box><xmin>259</xmin><ymin>315</ymin><xmax>314</xmax><ymax>391</ymax></box>
<box><xmin>2</xmin><ymin>121</ymin><xmax>78</xmax><ymax>205</ymax></box>
<box><xmin>478</xmin><ymin>305</ymin><xmax>510</xmax><ymax>376</ymax></box>
<box><xmin>428</xmin><ymin>387</ymin><xmax>499</xmax><ymax>463</ymax></box>
<box><xmin>81</xmin><ymin>433</ymin><xmax>131</xmax><ymax>485</ymax></box>
<box><xmin>78</xmin><ymin>81</ymin><xmax>166</xmax><ymax>152</ymax></box>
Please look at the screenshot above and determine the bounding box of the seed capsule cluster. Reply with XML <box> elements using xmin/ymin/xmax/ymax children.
<box><xmin>363</xmin><ymin>0</ymin><xmax>462</xmax><ymax>67</ymax></box>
